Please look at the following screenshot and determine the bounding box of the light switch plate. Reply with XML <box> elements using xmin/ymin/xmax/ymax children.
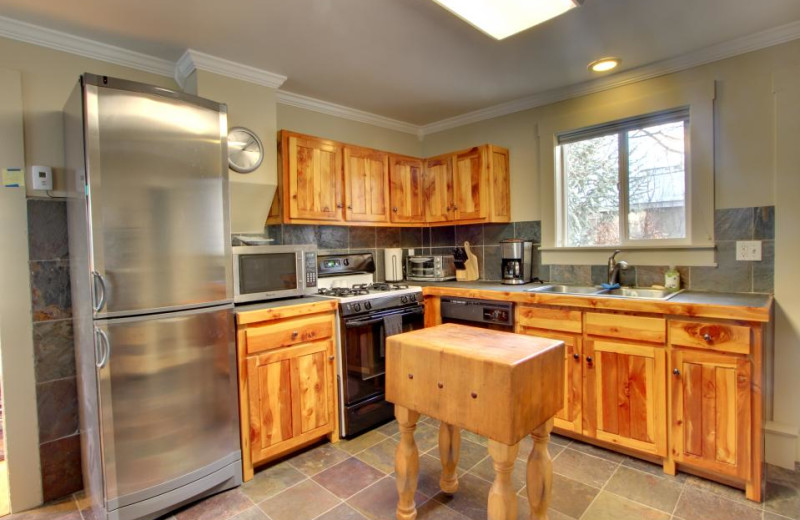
<box><xmin>736</xmin><ymin>240</ymin><xmax>762</xmax><ymax>261</ymax></box>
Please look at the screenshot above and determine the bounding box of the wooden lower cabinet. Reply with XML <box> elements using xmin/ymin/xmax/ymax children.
<box><xmin>585</xmin><ymin>339</ymin><xmax>667</xmax><ymax>456</ymax></box>
<box><xmin>237</xmin><ymin>302</ymin><xmax>339</xmax><ymax>481</ymax></box>
<box><xmin>670</xmin><ymin>348</ymin><xmax>751</xmax><ymax>479</ymax></box>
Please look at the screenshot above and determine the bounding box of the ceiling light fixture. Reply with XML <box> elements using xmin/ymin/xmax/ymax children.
<box><xmin>432</xmin><ymin>0</ymin><xmax>583</xmax><ymax>40</ymax></box>
<box><xmin>588</xmin><ymin>57</ymin><xmax>621</xmax><ymax>72</ymax></box>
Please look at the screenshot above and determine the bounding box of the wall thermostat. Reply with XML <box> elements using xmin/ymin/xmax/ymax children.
<box><xmin>31</xmin><ymin>165</ymin><xmax>53</xmax><ymax>191</ymax></box>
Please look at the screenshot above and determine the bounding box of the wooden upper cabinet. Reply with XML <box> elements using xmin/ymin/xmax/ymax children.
<box><xmin>423</xmin><ymin>154</ymin><xmax>454</xmax><ymax>223</ymax></box>
<box><xmin>452</xmin><ymin>146</ymin><xmax>488</xmax><ymax>221</ymax></box>
<box><xmin>389</xmin><ymin>155</ymin><xmax>425</xmax><ymax>224</ymax></box>
<box><xmin>284</xmin><ymin>132</ymin><xmax>343</xmax><ymax>222</ymax></box>
<box><xmin>670</xmin><ymin>349</ymin><xmax>751</xmax><ymax>479</ymax></box>
<box><xmin>344</xmin><ymin>146</ymin><xmax>390</xmax><ymax>223</ymax></box>
<box><xmin>488</xmin><ymin>145</ymin><xmax>511</xmax><ymax>222</ymax></box>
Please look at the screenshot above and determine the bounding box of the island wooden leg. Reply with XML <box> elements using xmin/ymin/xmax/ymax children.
<box><xmin>526</xmin><ymin>418</ymin><xmax>554</xmax><ymax>520</ymax></box>
<box><xmin>438</xmin><ymin>422</ymin><xmax>461</xmax><ymax>493</ymax></box>
<box><xmin>488</xmin><ymin>440</ymin><xmax>520</xmax><ymax>520</ymax></box>
<box><xmin>395</xmin><ymin>406</ymin><xmax>420</xmax><ymax>520</ymax></box>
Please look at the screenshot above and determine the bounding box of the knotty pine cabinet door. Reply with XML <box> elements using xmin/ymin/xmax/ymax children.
<box><xmin>519</xmin><ymin>327</ymin><xmax>583</xmax><ymax>433</ymax></box>
<box><xmin>247</xmin><ymin>339</ymin><xmax>335</xmax><ymax>465</ymax></box>
<box><xmin>389</xmin><ymin>155</ymin><xmax>425</xmax><ymax>223</ymax></box>
<box><xmin>286</xmin><ymin>134</ymin><xmax>343</xmax><ymax>221</ymax></box>
<box><xmin>488</xmin><ymin>145</ymin><xmax>511</xmax><ymax>222</ymax></box>
<box><xmin>423</xmin><ymin>155</ymin><xmax>453</xmax><ymax>223</ymax></box>
<box><xmin>452</xmin><ymin>146</ymin><xmax>488</xmax><ymax>221</ymax></box>
<box><xmin>584</xmin><ymin>339</ymin><xmax>667</xmax><ymax>456</ymax></box>
<box><xmin>670</xmin><ymin>349</ymin><xmax>751</xmax><ymax>479</ymax></box>
<box><xmin>344</xmin><ymin>146</ymin><xmax>390</xmax><ymax>223</ymax></box>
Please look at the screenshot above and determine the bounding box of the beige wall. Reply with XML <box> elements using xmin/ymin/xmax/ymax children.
<box><xmin>277</xmin><ymin>104</ymin><xmax>423</xmax><ymax>157</ymax></box>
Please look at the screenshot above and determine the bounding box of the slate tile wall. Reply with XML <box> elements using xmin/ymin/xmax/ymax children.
<box><xmin>26</xmin><ymin>199</ymin><xmax>82</xmax><ymax>501</ymax></box>
<box><xmin>265</xmin><ymin>206</ymin><xmax>774</xmax><ymax>292</ymax></box>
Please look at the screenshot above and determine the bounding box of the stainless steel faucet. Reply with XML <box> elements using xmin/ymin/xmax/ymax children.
<box><xmin>607</xmin><ymin>250</ymin><xmax>629</xmax><ymax>285</ymax></box>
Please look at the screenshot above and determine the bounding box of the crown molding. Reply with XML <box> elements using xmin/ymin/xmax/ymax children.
<box><xmin>175</xmin><ymin>49</ymin><xmax>287</xmax><ymax>90</ymax></box>
<box><xmin>276</xmin><ymin>90</ymin><xmax>422</xmax><ymax>137</ymax></box>
<box><xmin>0</xmin><ymin>15</ymin><xmax>174</xmax><ymax>77</ymax></box>
<box><xmin>420</xmin><ymin>19</ymin><xmax>800</xmax><ymax>136</ymax></box>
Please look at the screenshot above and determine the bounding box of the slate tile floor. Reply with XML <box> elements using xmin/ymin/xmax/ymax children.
<box><xmin>11</xmin><ymin>416</ymin><xmax>800</xmax><ymax>520</ymax></box>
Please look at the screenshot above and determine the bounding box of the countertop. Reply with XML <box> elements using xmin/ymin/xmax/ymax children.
<box><xmin>234</xmin><ymin>295</ymin><xmax>334</xmax><ymax>316</ymax></box>
<box><xmin>413</xmin><ymin>280</ymin><xmax>773</xmax><ymax>322</ymax></box>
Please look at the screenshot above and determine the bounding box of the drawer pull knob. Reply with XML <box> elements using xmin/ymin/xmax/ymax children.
<box><xmin>291</xmin><ymin>331</ymin><xmax>299</xmax><ymax>339</ymax></box>
<box><xmin>408</xmin><ymin>373</ymin><xmax>414</xmax><ymax>380</ymax></box>
<box><xmin>471</xmin><ymin>392</ymin><xmax>478</xmax><ymax>399</ymax></box>
<box><xmin>586</xmin><ymin>356</ymin><xmax>593</xmax><ymax>364</ymax></box>
<box><xmin>328</xmin><ymin>355</ymin><xmax>334</xmax><ymax>361</ymax></box>
<box><xmin>673</xmin><ymin>368</ymin><xmax>681</xmax><ymax>376</ymax></box>
<box><xmin>573</xmin><ymin>353</ymin><xmax>580</xmax><ymax>360</ymax></box>
<box><xmin>437</xmin><ymin>382</ymin><xmax>444</xmax><ymax>389</ymax></box>
<box><xmin>703</xmin><ymin>333</ymin><xmax>712</xmax><ymax>342</ymax></box>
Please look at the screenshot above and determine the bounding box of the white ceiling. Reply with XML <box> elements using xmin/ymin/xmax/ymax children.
<box><xmin>1</xmin><ymin>0</ymin><xmax>800</xmax><ymax>126</ymax></box>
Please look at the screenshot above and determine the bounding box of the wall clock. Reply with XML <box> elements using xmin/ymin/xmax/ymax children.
<box><xmin>227</xmin><ymin>127</ymin><xmax>264</xmax><ymax>173</ymax></box>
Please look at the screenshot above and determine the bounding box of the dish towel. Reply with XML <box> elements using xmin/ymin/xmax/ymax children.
<box><xmin>384</xmin><ymin>314</ymin><xmax>404</xmax><ymax>337</ymax></box>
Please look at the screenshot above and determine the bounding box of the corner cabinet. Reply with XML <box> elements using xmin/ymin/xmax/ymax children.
<box><xmin>275</xmin><ymin>130</ymin><xmax>510</xmax><ymax>226</ymax></box>
<box><xmin>236</xmin><ymin>300</ymin><xmax>339</xmax><ymax>481</ymax></box>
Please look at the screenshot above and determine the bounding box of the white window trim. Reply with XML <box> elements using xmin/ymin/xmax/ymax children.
<box><xmin>538</xmin><ymin>79</ymin><xmax>717</xmax><ymax>267</ymax></box>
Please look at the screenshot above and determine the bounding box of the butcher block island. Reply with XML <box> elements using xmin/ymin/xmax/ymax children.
<box><xmin>386</xmin><ymin>323</ymin><xmax>565</xmax><ymax>520</ymax></box>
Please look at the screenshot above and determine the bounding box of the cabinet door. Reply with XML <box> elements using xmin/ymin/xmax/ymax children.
<box><xmin>453</xmin><ymin>146</ymin><xmax>487</xmax><ymax>221</ymax></box>
<box><xmin>670</xmin><ymin>349</ymin><xmax>750</xmax><ymax>478</ymax></box>
<box><xmin>488</xmin><ymin>145</ymin><xmax>511</xmax><ymax>222</ymax></box>
<box><xmin>519</xmin><ymin>327</ymin><xmax>582</xmax><ymax>433</ymax></box>
<box><xmin>344</xmin><ymin>146</ymin><xmax>390</xmax><ymax>223</ymax></box>
<box><xmin>423</xmin><ymin>155</ymin><xmax>453</xmax><ymax>222</ymax></box>
<box><xmin>389</xmin><ymin>155</ymin><xmax>425</xmax><ymax>223</ymax></box>
<box><xmin>247</xmin><ymin>340</ymin><xmax>334</xmax><ymax>463</ymax></box>
<box><xmin>586</xmin><ymin>339</ymin><xmax>667</xmax><ymax>456</ymax></box>
<box><xmin>286</xmin><ymin>134</ymin><xmax>343</xmax><ymax>221</ymax></box>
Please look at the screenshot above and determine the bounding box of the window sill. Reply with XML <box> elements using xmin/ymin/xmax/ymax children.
<box><xmin>540</xmin><ymin>245</ymin><xmax>717</xmax><ymax>267</ymax></box>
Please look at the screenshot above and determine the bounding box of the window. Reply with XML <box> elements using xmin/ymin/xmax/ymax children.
<box><xmin>557</xmin><ymin>109</ymin><xmax>689</xmax><ymax>247</ymax></box>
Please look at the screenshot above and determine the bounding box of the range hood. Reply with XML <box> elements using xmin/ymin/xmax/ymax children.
<box><xmin>229</xmin><ymin>177</ymin><xmax>276</xmax><ymax>233</ymax></box>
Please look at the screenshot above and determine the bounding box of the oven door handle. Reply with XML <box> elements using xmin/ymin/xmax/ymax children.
<box><xmin>344</xmin><ymin>306</ymin><xmax>424</xmax><ymax>328</ymax></box>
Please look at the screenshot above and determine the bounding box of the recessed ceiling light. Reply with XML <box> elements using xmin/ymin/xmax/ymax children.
<box><xmin>432</xmin><ymin>0</ymin><xmax>583</xmax><ymax>41</ymax></box>
<box><xmin>588</xmin><ymin>57</ymin><xmax>621</xmax><ymax>72</ymax></box>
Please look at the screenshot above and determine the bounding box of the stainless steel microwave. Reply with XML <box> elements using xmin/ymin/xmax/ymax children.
<box><xmin>232</xmin><ymin>244</ymin><xmax>318</xmax><ymax>303</ymax></box>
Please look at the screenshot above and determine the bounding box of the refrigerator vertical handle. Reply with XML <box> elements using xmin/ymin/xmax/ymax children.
<box><xmin>92</xmin><ymin>271</ymin><xmax>107</xmax><ymax>313</ymax></box>
<box><xmin>94</xmin><ymin>328</ymin><xmax>110</xmax><ymax>368</ymax></box>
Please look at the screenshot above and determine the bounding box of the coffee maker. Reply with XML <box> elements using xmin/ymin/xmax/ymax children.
<box><xmin>500</xmin><ymin>239</ymin><xmax>534</xmax><ymax>285</ymax></box>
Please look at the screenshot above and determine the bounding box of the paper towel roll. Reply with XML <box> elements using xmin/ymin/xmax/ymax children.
<box><xmin>384</xmin><ymin>248</ymin><xmax>404</xmax><ymax>282</ymax></box>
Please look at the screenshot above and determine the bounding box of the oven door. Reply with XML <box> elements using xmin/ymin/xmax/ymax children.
<box><xmin>342</xmin><ymin>305</ymin><xmax>424</xmax><ymax>405</ymax></box>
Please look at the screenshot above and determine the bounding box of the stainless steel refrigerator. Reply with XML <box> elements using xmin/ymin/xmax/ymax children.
<box><xmin>64</xmin><ymin>74</ymin><xmax>241</xmax><ymax>520</ymax></box>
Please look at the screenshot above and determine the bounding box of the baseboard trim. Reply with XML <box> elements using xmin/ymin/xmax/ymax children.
<box><xmin>765</xmin><ymin>421</ymin><xmax>799</xmax><ymax>470</ymax></box>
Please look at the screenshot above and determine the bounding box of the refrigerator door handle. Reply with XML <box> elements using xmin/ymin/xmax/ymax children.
<box><xmin>92</xmin><ymin>271</ymin><xmax>107</xmax><ymax>313</ymax></box>
<box><xmin>95</xmin><ymin>327</ymin><xmax>110</xmax><ymax>368</ymax></box>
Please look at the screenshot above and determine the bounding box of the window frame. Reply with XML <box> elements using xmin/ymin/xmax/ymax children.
<box><xmin>555</xmin><ymin>108</ymin><xmax>692</xmax><ymax>249</ymax></box>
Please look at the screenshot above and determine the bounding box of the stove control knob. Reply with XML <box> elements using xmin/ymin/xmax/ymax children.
<box><xmin>364</xmin><ymin>301</ymin><xmax>372</xmax><ymax>310</ymax></box>
<box><xmin>353</xmin><ymin>303</ymin><xmax>361</xmax><ymax>312</ymax></box>
<box><xmin>401</xmin><ymin>295</ymin><xmax>408</xmax><ymax>303</ymax></box>
<box><xmin>343</xmin><ymin>259</ymin><xmax>350</xmax><ymax>266</ymax></box>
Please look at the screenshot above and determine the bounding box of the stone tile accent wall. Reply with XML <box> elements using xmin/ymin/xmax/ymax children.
<box><xmin>26</xmin><ymin>199</ymin><xmax>82</xmax><ymax>501</ymax></box>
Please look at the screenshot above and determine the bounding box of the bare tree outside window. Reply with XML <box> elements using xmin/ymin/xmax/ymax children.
<box><xmin>560</xmin><ymin>113</ymin><xmax>688</xmax><ymax>247</ymax></box>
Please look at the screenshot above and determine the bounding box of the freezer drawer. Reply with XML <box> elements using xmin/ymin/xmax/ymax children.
<box><xmin>94</xmin><ymin>305</ymin><xmax>240</xmax><ymax>510</ymax></box>
<box><xmin>84</xmin><ymin>78</ymin><xmax>231</xmax><ymax>317</ymax></box>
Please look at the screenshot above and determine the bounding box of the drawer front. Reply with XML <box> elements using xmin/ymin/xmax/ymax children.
<box><xmin>246</xmin><ymin>314</ymin><xmax>334</xmax><ymax>355</ymax></box>
<box><xmin>517</xmin><ymin>306</ymin><xmax>582</xmax><ymax>334</ymax></box>
<box><xmin>585</xmin><ymin>312</ymin><xmax>666</xmax><ymax>344</ymax></box>
<box><xmin>669</xmin><ymin>320</ymin><xmax>751</xmax><ymax>355</ymax></box>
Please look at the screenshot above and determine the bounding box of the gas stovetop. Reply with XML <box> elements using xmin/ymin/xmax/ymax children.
<box><xmin>318</xmin><ymin>282</ymin><xmax>413</xmax><ymax>298</ymax></box>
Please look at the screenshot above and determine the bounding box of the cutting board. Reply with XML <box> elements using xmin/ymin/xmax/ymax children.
<box><xmin>456</xmin><ymin>241</ymin><xmax>479</xmax><ymax>281</ymax></box>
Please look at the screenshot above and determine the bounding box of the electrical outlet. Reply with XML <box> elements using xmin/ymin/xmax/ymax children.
<box><xmin>736</xmin><ymin>240</ymin><xmax>762</xmax><ymax>261</ymax></box>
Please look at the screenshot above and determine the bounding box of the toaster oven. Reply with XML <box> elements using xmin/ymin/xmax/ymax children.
<box><xmin>406</xmin><ymin>255</ymin><xmax>456</xmax><ymax>282</ymax></box>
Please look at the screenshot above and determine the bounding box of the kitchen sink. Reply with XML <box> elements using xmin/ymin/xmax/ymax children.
<box><xmin>525</xmin><ymin>284</ymin><xmax>606</xmax><ymax>295</ymax></box>
<box><xmin>604</xmin><ymin>287</ymin><xmax>684</xmax><ymax>300</ymax></box>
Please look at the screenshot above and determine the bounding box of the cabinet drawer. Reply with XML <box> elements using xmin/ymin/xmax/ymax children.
<box><xmin>245</xmin><ymin>314</ymin><xmax>334</xmax><ymax>355</ymax></box>
<box><xmin>517</xmin><ymin>306</ymin><xmax>582</xmax><ymax>334</ymax></box>
<box><xmin>585</xmin><ymin>312</ymin><xmax>666</xmax><ymax>344</ymax></box>
<box><xmin>669</xmin><ymin>320</ymin><xmax>751</xmax><ymax>355</ymax></box>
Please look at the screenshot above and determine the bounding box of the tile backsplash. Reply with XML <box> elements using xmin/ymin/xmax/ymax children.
<box><xmin>260</xmin><ymin>206</ymin><xmax>774</xmax><ymax>293</ymax></box>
